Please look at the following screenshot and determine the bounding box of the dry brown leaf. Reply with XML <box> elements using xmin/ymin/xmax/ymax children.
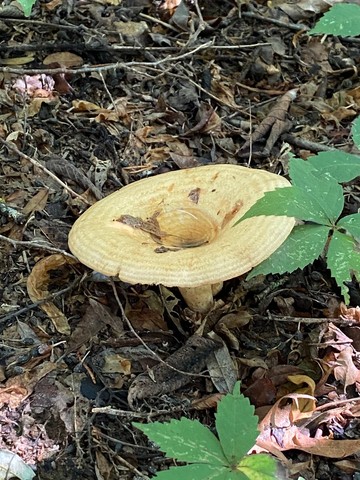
<box><xmin>72</xmin><ymin>100</ymin><xmax>102</xmax><ymax>112</ymax></box>
<box><xmin>183</xmin><ymin>104</ymin><xmax>222</xmax><ymax>136</ymax></box>
<box><xmin>206</xmin><ymin>331</ymin><xmax>238</xmax><ymax>393</ymax></box>
<box><xmin>43</xmin><ymin>52</ymin><xmax>84</xmax><ymax>68</ymax></box>
<box><xmin>211</xmin><ymin>80</ymin><xmax>238</xmax><ymax>108</ymax></box>
<box><xmin>95</xmin><ymin>451</ymin><xmax>113</xmax><ymax>480</ymax></box>
<box><xmin>301</xmin><ymin>38</ymin><xmax>333</xmax><ymax>74</ymax></box>
<box><xmin>257</xmin><ymin>393</ymin><xmax>360</xmax><ymax>459</ymax></box>
<box><xmin>2</xmin><ymin>362</ymin><xmax>58</xmax><ymax>408</ymax></box>
<box><xmin>286</xmin><ymin>375</ymin><xmax>317</xmax><ymax>421</ymax></box>
<box><xmin>22</xmin><ymin>187</ymin><xmax>49</xmax><ymax>215</ymax></box>
<box><xmin>340</xmin><ymin>303</ymin><xmax>360</xmax><ymax>322</ymax></box>
<box><xmin>333</xmin><ymin>346</ymin><xmax>360</xmax><ymax>391</ymax></box>
<box><xmin>160</xmin><ymin>0</ymin><xmax>181</xmax><ymax>10</ymax></box>
<box><xmin>192</xmin><ymin>392</ymin><xmax>223</xmax><ymax>410</ymax></box>
<box><xmin>27</xmin><ymin>97</ymin><xmax>59</xmax><ymax>117</ymax></box>
<box><xmin>244</xmin><ymin>377</ymin><xmax>277</xmax><ymax>408</ymax></box>
<box><xmin>93</xmin><ymin>111</ymin><xmax>121</xmax><ymax>123</ymax></box>
<box><xmin>321</xmin><ymin>322</ymin><xmax>353</xmax><ymax>351</ymax></box>
<box><xmin>27</xmin><ymin>254</ymin><xmax>77</xmax><ymax>335</ymax></box>
<box><xmin>278</xmin><ymin>0</ymin><xmax>342</xmax><ymax>21</ymax></box>
<box><xmin>43</xmin><ymin>0</ymin><xmax>63</xmax><ymax>10</ymax></box>
<box><xmin>0</xmin><ymin>385</ymin><xmax>28</xmax><ymax>408</ymax></box>
<box><xmin>66</xmin><ymin>298</ymin><xmax>124</xmax><ymax>354</ymax></box>
<box><xmin>102</xmin><ymin>352</ymin><xmax>131</xmax><ymax>375</ymax></box>
<box><xmin>0</xmin><ymin>54</ymin><xmax>35</xmax><ymax>65</ymax></box>
<box><xmin>126</xmin><ymin>289</ymin><xmax>168</xmax><ymax>331</ymax></box>
<box><xmin>143</xmin><ymin>146</ymin><xmax>170</xmax><ymax>164</ymax></box>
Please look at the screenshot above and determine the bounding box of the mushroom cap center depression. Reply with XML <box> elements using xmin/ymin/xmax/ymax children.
<box><xmin>116</xmin><ymin>207</ymin><xmax>218</xmax><ymax>249</ymax></box>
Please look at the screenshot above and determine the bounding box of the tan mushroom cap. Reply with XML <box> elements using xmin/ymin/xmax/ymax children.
<box><xmin>68</xmin><ymin>164</ymin><xmax>295</xmax><ymax>289</ymax></box>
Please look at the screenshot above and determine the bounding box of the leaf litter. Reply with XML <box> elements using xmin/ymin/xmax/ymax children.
<box><xmin>0</xmin><ymin>0</ymin><xmax>360</xmax><ymax>479</ymax></box>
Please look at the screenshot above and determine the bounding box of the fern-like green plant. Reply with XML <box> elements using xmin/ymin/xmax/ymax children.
<box><xmin>235</xmin><ymin>118</ymin><xmax>360</xmax><ymax>303</ymax></box>
<box><xmin>134</xmin><ymin>382</ymin><xmax>277</xmax><ymax>480</ymax></box>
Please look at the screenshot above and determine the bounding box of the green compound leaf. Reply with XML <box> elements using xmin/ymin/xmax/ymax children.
<box><xmin>16</xmin><ymin>0</ymin><xmax>36</xmax><ymax>16</ymax></box>
<box><xmin>154</xmin><ymin>463</ymin><xmax>243</xmax><ymax>480</ymax></box>
<box><xmin>133</xmin><ymin>417</ymin><xmax>228</xmax><ymax>466</ymax></box>
<box><xmin>216</xmin><ymin>382</ymin><xmax>258</xmax><ymax>466</ymax></box>
<box><xmin>237</xmin><ymin>186</ymin><xmax>331</xmax><ymax>226</ymax></box>
<box><xmin>306</xmin><ymin>151</ymin><xmax>360</xmax><ymax>183</ymax></box>
<box><xmin>351</xmin><ymin>116</ymin><xmax>360</xmax><ymax>150</ymax></box>
<box><xmin>309</xmin><ymin>4</ymin><xmax>360</xmax><ymax>37</ymax></box>
<box><xmin>337</xmin><ymin>214</ymin><xmax>360</xmax><ymax>241</ymax></box>
<box><xmin>247</xmin><ymin>224</ymin><xmax>331</xmax><ymax>279</ymax></box>
<box><xmin>327</xmin><ymin>231</ymin><xmax>360</xmax><ymax>304</ymax></box>
<box><xmin>289</xmin><ymin>159</ymin><xmax>344</xmax><ymax>223</ymax></box>
<box><xmin>237</xmin><ymin>454</ymin><xmax>277</xmax><ymax>480</ymax></box>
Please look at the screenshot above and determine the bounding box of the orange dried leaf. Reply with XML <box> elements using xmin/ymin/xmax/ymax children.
<box><xmin>27</xmin><ymin>254</ymin><xmax>77</xmax><ymax>334</ymax></box>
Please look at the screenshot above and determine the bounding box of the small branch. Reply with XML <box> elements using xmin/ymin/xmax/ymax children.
<box><xmin>0</xmin><ymin>279</ymin><xmax>79</xmax><ymax>328</ymax></box>
<box><xmin>281</xmin><ymin>134</ymin><xmax>337</xmax><ymax>153</ymax></box>
<box><xmin>0</xmin><ymin>234</ymin><xmax>76</xmax><ymax>258</ymax></box>
<box><xmin>0</xmin><ymin>138</ymin><xmax>91</xmax><ymax>204</ymax></box>
<box><xmin>0</xmin><ymin>42</ymin><xmax>212</xmax><ymax>76</ymax></box>
<box><xmin>242</xmin><ymin>11</ymin><xmax>308</xmax><ymax>32</ymax></box>
<box><xmin>255</xmin><ymin>314</ymin><xmax>353</xmax><ymax>326</ymax></box>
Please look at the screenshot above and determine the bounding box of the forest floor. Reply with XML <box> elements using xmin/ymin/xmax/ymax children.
<box><xmin>0</xmin><ymin>0</ymin><xmax>360</xmax><ymax>479</ymax></box>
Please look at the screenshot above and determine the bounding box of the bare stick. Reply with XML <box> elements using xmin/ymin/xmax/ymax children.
<box><xmin>0</xmin><ymin>234</ymin><xmax>76</xmax><ymax>258</ymax></box>
<box><xmin>0</xmin><ymin>138</ymin><xmax>91</xmax><ymax>204</ymax></box>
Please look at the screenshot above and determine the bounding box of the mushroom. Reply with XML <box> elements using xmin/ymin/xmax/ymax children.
<box><xmin>68</xmin><ymin>165</ymin><xmax>295</xmax><ymax>312</ymax></box>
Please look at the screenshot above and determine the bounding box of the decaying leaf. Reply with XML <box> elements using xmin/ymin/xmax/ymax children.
<box><xmin>206</xmin><ymin>331</ymin><xmax>238</xmax><ymax>393</ymax></box>
<box><xmin>257</xmin><ymin>393</ymin><xmax>360</xmax><ymax>459</ymax></box>
<box><xmin>66</xmin><ymin>298</ymin><xmax>124</xmax><ymax>354</ymax></box>
<box><xmin>43</xmin><ymin>52</ymin><xmax>84</xmax><ymax>68</ymax></box>
<box><xmin>332</xmin><ymin>346</ymin><xmax>360</xmax><ymax>391</ymax></box>
<box><xmin>22</xmin><ymin>187</ymin><xmax>49</xmax><ymax>215</ymax></box>
<box><xmin>2</xmin><ymin>362</ymin><xmax>57</xmax><ymax>408</ymax></box>
<box><xmin>126</xmin><ymin>289</ymin><xmax>168</xmax><ymax>331</ymax></box>
<box><xmin>27</xmin><ymin>254</ymin><xmax>77</xmax><ymax>335</ymax></box>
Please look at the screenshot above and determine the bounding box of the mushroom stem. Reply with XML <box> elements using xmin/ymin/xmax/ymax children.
<box><xmin>179</xmin><ymin>282</ymin><xmax>224</xmax><ymax>313</ymax></box>
<box><xmin>211</xmin><ymin>282</ymin><xmax>223</xmax><ymax>296</ymax></box>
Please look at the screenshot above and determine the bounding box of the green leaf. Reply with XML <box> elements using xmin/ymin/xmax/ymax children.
<box><xmin>308</xmin><ymin>4</ymin><xmax>360</xmax><ymax>37</ymax></box>
<box><xmin>351</xmin><ymin>116</ymin><xmax>360</xmax><ymax>149</ymax></box>
<box><xmin>237</xmin><ymin>187</ymin><xmax>330</xmax><ymax>225</ymax></box>
<box><xmin>133</xmin><ymin>418</ymin><xmax>228</xmax><ymax>466</ymax></box>
<box><xmin>16</xmin><ymin>0</ymin><xmax>36</xmax><ymax>16</ymax></box>
<box><xmin>306</xmin><ymin>151</ymin><xmax>360</xmax><ymax>183</ymax></box>
<box><xmin>216</xmin><ymin>382</ymin><xmax>258</xmax><ymax>466</ymax></box>
<box><xmin>237</xmin><ymin>454</ymin><xmax>277</xmax><ymax>480</ymax></box>
<box><xmin>247</xmin><ymin>224</ymin><xmax>330</xmax><ymax>279</ymax></box>
<box><xmin>337</xmin><ymin>214</ymin><xmax>360</xmax><ymax>241</ymax></box>
<box><xmin>327</xmin><ymin>231</ymin><xmax>360</xmax><ymax>304</ymax></box>
<box><xmin>154</xmin><ymin>463</ymin><xmax>243</xmax><ymax>480</ymax></box>
<box><xmin>289</xmin><ymin>159</ymin><xmax>344</xmax><ymax>222</ymax></box>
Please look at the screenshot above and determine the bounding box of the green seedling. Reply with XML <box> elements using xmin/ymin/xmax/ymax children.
<box><xmin>235</xmin><ymin>118</ymin><xmax>360</xmax><ymax>304</ymax></box>
<box><xmin>134</xmin><ymin>382</ymin><xmax>277</xmax><ymax>480</ymax></box>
